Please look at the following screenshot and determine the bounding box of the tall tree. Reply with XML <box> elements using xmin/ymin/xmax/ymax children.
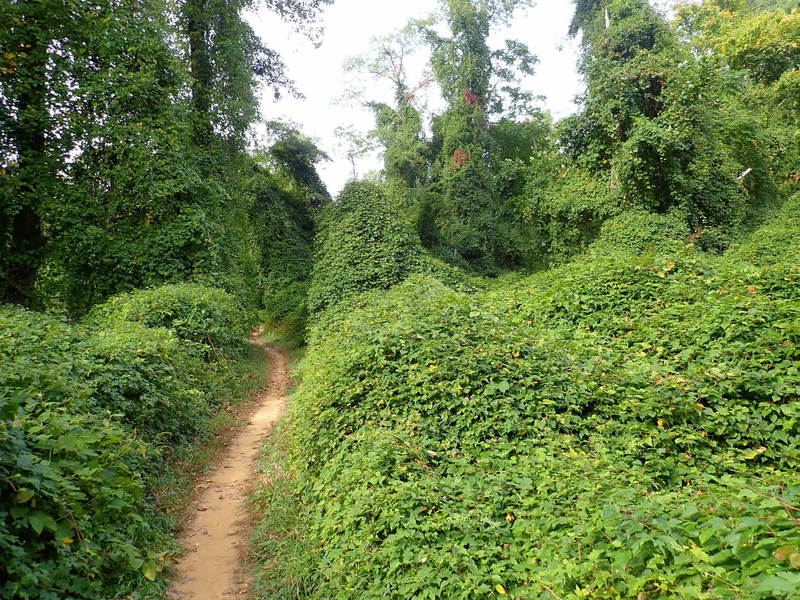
<box><xmin>344</xmin><ymin>26</ymin><xmax>433</xmax><ymax>188</ymax></box>
<box><xmin>422</xmin><ymin>0</ymin><xmax>537</xmax><ymax>264</ymax></box>
<box><xmin>334</xmin><ymin>125</ymin><xmax>377</xmax><ymax>181</ymax></box>
<box><xmin>181</xmin><ymin>0</ymin><xmax>334</xmax><ymax>151</ymax></box>
<box><xmin>266</xmin><ymin>121</ymin><xmax>332</xmax><ymax>208</ymax></box>
<box><xmin>562</xmin><ymin>0</ymin><xmax>760</xmax><ymax>230</ymax></box>
<box><xmin>0</xmin><ymin>0</ymin><xmax>57</xmax><ymax>303</ymax></box>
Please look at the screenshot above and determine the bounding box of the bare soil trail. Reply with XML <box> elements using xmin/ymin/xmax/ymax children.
<box><xmin>168</xmin><ymin>339</ymin><xmax>290</xmax><ymax>599</ymax></box>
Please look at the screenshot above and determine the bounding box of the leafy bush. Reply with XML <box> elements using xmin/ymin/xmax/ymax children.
<box><xmin>414</xmin><ymin>253</ymin><xmax>483</xmax><ymax>293</ymax></box>
<box><xmin>308</xmin><ymin>181</ymin><xmax>423</xmax><ymax>313</ymax></box>
<box><xmin>1</xmin><ymin>281</ymin><xmax>264</xmax><ymax>598</ymax></box>
<box><xmin>435</xmin><ymin>161</ymin><xmax>499</xmax><ymax>263</ymax></box>
<box><xmin>262</xmin><ymin>280</ymin><xmax>311</xmax><ymax>346</ymax></box>
<box><xmin>562</xmin><ymin>0</ymin><xmax>775</xmax><ymax>247</ymax></box>
<box><xmin>86</xmin><ymin>283</ymin><xmax>251</xmax><ymax>357</ymax></box>
<box><xmin>82</xmin><ymin>324</ymin><xmax>210</xmax><ymax>444</ymax></box>
<box><xmin>255</xmin><ymin>201</ymin><xmax>800</xmax><ymax>599</ymax></box>
<box><xmin>0</xmin><ymin>308</ymin><xmax>167</xmax><ymax>599</ymax></box>
<box><xmin>590</xmin><ymin>208</ymin><xmax>688</xmax><ymax>255</ymax></box>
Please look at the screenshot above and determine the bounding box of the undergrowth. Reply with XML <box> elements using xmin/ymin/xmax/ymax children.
<box><xmin>251</xmin><ymin>193</ymin><xmax>800</xmax><ymax>599</ymax></box>
<box><xmin>1</xmin><ymin>284</ymin><xmax>267</xmax><ymax>599</ymax></box>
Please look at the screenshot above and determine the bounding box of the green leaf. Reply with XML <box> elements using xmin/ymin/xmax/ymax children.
<box><xmin>15</xmin><ymin>489</ymin><xmax>34</xmax><ymax>503</ymax></box>
<box><xmin>27</xmin><ymin>510</ymin><xmax>57</xmax><ymax>535</ymax></box>
<box><xmin>142</xmin><ymin>562</ymin><xmax>159</xmax><ymax>581</ymax></box>
<box><xmin>754</xmin><ymin>572</ymin><xmax>800</xmax><ymax>594</ymax></box>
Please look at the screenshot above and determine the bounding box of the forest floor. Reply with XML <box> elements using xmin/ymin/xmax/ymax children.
<box><xmin>168</xmin><ymin>334</ymin><xmax>290</xmax><ymax>599</ymax></box>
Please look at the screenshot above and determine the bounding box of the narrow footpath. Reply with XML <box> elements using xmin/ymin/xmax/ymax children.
<box><xmin>168</xmin><ymin>341</ymin><xmax>290</xmax><ymax>599</ymax></box>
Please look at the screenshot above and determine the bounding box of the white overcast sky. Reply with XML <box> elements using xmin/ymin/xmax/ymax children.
<box><xmin>248</xmin><ymin>0</ymin><xmax>677</xmax><ymax>196</ymax></box>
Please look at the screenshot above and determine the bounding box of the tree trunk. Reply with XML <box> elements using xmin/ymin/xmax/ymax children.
<box><xmin>185</xmin><ymin>0</ymin><xmax>213</xmax><ymax>146</ymax></box>
<box><xmin>3</xmin><ymin>7</ymin><xmax>48</xmax><ymax>305</ymax></box>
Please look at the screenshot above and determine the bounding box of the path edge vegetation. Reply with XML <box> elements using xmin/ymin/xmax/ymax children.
<box><xmin>2</xmin><ymin>0</ymin><xmax>800</xmax><ymax>598</ymax></box>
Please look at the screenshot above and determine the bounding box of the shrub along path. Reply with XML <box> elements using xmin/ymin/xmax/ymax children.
<box><xmin>168</xmin><ymin>337</ymin><xmax>290</xmax><ymax>599</ymax></box>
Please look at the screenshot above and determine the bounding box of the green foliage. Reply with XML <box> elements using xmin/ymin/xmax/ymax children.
<box><xmin>426</xmin><ymin>0</ymin><xmax>535</xmax><ymax>114</ymax></box>
<box><xmin>371</xmin><ymin>101</ymin><xmax>432</xmax><ymax>188</ymax></box>
<box><xmin>0</xmin><ymin>0</ymin><xmax>192</xmax><ymax>306</ymax></box>
<box><xmin>488</xmin><ymin>116</ymin><xmax>552</xmax><ymax>164</ymax></box>
<box><xmin>254</xmin><ymin>192</ymin><xmax>800</xmax><ymax>599</ymax></box>
<box><xmin>681</xmin><ymin>2</ymin><xmax>800</xmax><ymax>85</ymax></box>
<box><xmin>266</xmin><ymin>122</ymin><xmax>332</xmax><ymax>208</ymax></box>
<box><xmin>308</xmin><ymin>181</ymin><xmax>423</xmax><ymax>313</ymax></box>
<box><xmin>678</xmin><ymin>1</ymin><xmax>800</xmax><ymax>196</ymax></box>
<box><xmin>590</xmin><ymin>208</ymin><xmax>688</xmax><ymax>255</ymax></box>
<box><xmin>1</xmin><ymin>280</ymin><xmax>266</xmax><ymax>598</ymax></box>
<box><xmin>0</xmin><ymin>0</ymin><xmax>332</xmax><ymax>314</ymax></box>
<box><xmin>435</xmin><ymin>161</ymin><xmax>499</xmax><ymax>262</ymax></box>
<box><xmin>86</xmin><ymin>283</ymin><xmax>252</xmax><ymax>357</ymax></box>
<box><xmin>343</xmin><ymin>25</ymin><xmax>432</xmax><ymax>187</ymax></box>
<box><xmin>727</xmin><ymin>192</ymin><xmax>800</xmax><ymax>265</ymax></box>
<box><xmin>181</xmin><ymin>0</ymin><xmax>333</xmax><ymax>148</ymax></box>
<box><xmin>81</xmin><ymin>324</ymin><xmax>211</xmax><ymax>444</ymax></box>
<box><xmin>39</xmin><ymin>185</ymin><xmax>257</xmax><ymax>315</ymax></box>
<box><xmin>414</xmin><ymin>252</ymin><xmax>484</xmax><ymax>293</ymax></box>
<box><xmin>563</xmin><ymin>0</ymin><xmax>766</xmax><ymax>235</ymax></box>
<box><xmin>419</xmin><ymin>0</ymin><xmax>539</xmax><ymax>266</ymax></box>
<box><xmin>4</xmin><ymin>0</ymin><xmax>800</xmax><ymax>598</ymax></box>
<box><xmin>0</xmin><ymin>0</ymin><xmax>271</xmax><ymax>315</ymax></box>
<box><xmin>516</xmin><ymin>157</ymin><xmax>618</xmax><ymax>265</ymax></box>
<box><xmin>345</xmin><ymin>0</ymin><xmax>797</xmax><ymax>273</ymax></box>
<box><xmin>249</xmin><ymin>168</ymin><xmax>316</xmax><ymax>345</ymax></box>
<box><xmin>0</xmin><ymin>307</ymin><xmax>166</xmax><ymax>599</ymax></box>
<box><xmin>0</xmin><ymin>0</ymin><xmax>335</xmax><ymax>595</ymax></box>
<box><xmin>307</xmin><ymin>180</ymin><xmax>481</xmax><ymax>315</ymax></box>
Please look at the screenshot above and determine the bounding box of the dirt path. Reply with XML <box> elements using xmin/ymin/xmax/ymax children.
<box><xmin>168</xmin><ymin>342</ymin><xmax>290</xmax><ymax>600</ymax></box>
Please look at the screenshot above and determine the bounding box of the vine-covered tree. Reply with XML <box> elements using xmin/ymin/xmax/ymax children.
<box><xmin>267</xmin><ymin>121</ymin><xmax>332</xmax><ymax>208</ymax></box>
<box><xmin>562</xmin><ymin>0</ymin><xmax>765</xmax><ymax>232</ymax></box>
<box><xmin>180</xmin><ymin>0</ymin><xmax>321</xmax><ymax>150</ymax></box>
<box><xmin>423</xmin><ymin>0</ymin><xmax>537</xmax><ymax>264</ymax></box>
<box><xmin>345</xmin><ymin>26</ymin><xmax>433</xmax><ymax>188</ymax></box>
<box><xmin>678</xmin><ymin>0</ymin><xmax>800</xmax><ymax>197</ymax></box>
<box><xmin>0</xmin><ymin>0</ymin><xmax>50</xmax><ymax>303</ymax></box>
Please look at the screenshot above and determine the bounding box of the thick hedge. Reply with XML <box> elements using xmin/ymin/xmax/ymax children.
<box><xmin>308</xmin><ymin>181</ymin><xmax>423</xmax><ymax>314</ymax></box>
<box><xmin>255</xmin><ymin>200</ymin><xmax>800</xmax><ymax>599</ymax></box>
<box><xmin>86</xmin><ymin>283</ymin><xmax>251</xmax><ymax>357</ymax></box>
<box><xmin>517</xmin><ymin>160</ymin><xmax>620</xmax><ymax>265</ymax></box>
<box><xmin>1</xmin><ymin>283</ymin><xmax>261</xmax><ymax>598</ymax></box>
